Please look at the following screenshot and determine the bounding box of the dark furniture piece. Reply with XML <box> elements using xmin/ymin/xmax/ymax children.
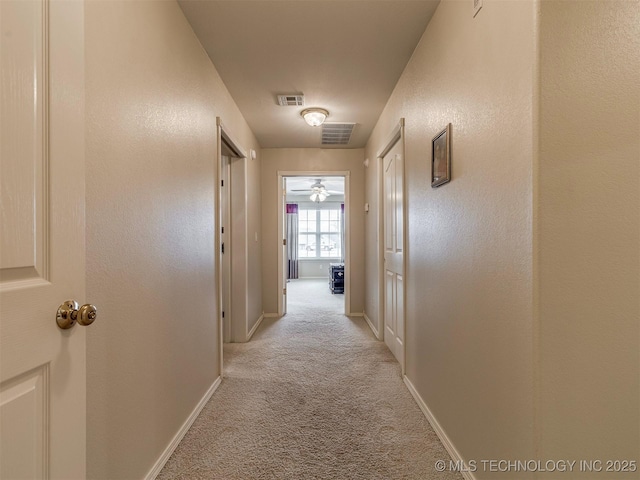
<box><xmin>329</xmin><ymin>263</ymin><xmax>344</xmax><ymax>294</ymax></box>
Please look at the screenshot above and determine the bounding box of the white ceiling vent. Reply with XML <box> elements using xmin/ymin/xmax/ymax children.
<box><xmin>322</xmin><ymin>123</ymin><xmax>355</xmax><ymax>145</ymax></box>
<box><xmin>277</xmin><ymin>94</ymin><xmax>305</xmax><ymax>106</ymax></box>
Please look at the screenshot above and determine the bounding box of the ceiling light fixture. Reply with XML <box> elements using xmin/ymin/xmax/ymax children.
<box><xmin>309</xmin><ymin>180</ymin><xmax>331</xmax><ymax>202</ymax></box>
<box><xmin>301</xmin><ymin>108</ymin><xmax>329</xmax><ymax>127</ymax></box>
<box><xmin>310</xmin><ymin>191</ymin><xmax>327</xmax><ymax>203</ymax></box>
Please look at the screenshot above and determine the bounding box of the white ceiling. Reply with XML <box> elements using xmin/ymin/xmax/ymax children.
<box><xmin>178</xmin><ymin>0</ymin><xmax>439</xmax><ymax>149</ymax></box>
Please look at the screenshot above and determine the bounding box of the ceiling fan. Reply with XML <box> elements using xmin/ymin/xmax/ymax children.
<box><xmin>290</xmin><ymin>179</ymin><xmax>340</xmax><ymax>202</ymax></box>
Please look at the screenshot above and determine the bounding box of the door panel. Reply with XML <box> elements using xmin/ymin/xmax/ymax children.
<box><xmin>382</xmin><ymin>141</ymin><xmax>404</xmax><ymax>371</ymax></box>
<box><xmin>385</xmin><ymin>270</ymin><xmax>394</xmax><ymax>332</ymax></box>
<box><xmin>395</xmin><ymin>156</ymin><xmax>404</xmax><ymax>252</ymax></box>
<box><xmin>396</xmin><ymin>274</ymin><xmax>404</xmax><ymax>345</ymax></box>
<box><xmin>0</xmin><ymin>0</ymin><xmax>47</xmax><ymax>284</ymax></box>
<box><xmin>0</xmin><ymin>0</ymin><xmax>86</xmax><ymax>477</ymax></box>
<box><xmin>0</xmin><ymin>366</ymin><xmax>47</xmax><ymax>479</ymax></box>
<box><xmin>384</xmin><ymin>158</ymin><xmax>394</xmax><ymax>253</ymax></box>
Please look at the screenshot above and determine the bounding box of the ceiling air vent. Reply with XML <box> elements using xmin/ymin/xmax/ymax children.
<box><xmin>277</xmin><ymin>94</ymin><xmax>304</xmax><ymax>106</ymax></box>
<box><xmin>322</xmin><ymin>123</ymin><xmax>355</xmax><ymax>145</ymax></box>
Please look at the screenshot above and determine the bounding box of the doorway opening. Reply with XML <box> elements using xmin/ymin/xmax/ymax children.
<box><xmin>220</xmin><ymin>152</ymin><xmax>232</xmax><ymax>344</ymax></box>
<box><xmin>216</xmin><ymin>118</ymin><xmax>247</xmax><ymax>376</ymax></box>
<box><xmin>277</xmin><ymin>173</ymin><xmax>350</xmax><ymax>317</ymax></box>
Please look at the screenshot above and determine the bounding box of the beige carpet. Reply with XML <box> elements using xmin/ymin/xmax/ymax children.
<box><xmin>157</xmin><ymin>279</ymin><xmax>461</xmax><ymax>479</ymax></box>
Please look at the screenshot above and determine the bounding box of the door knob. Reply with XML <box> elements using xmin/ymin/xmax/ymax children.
<box><xmin>56</xmin><ymin>300</ymin><xmax>98</xmax><ymax>329</ymax></box>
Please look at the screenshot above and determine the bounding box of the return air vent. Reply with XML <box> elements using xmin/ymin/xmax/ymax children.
<box><xmin>277</xmin><ymin>94</ymin><xmax>304</xmax><ymax>106</ymax></box>
<box><xmin>322</xmin><ymin>123</ymin><xmax>355</xmax><ymax>145</ymax></box>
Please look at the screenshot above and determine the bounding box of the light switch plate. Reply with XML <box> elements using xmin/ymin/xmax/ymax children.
<box><xmin>473</xmin><ymin>0</ymin><xmax>482</xmax><ymax>17</ymax></box>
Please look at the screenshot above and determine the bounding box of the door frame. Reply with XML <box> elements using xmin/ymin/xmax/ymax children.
<box><xmin>216</xmin><ymin>117</ymin><xmax>246</xmax><ymax>374</ymax></box>
<box><xmin>277</xmin><ymin>171</ymin><xmax>351</xmax><ymax>316</ymax></box>
<box><xmin>220</xmin><ymin>154</ymin><xmax>231</xmax><ymax>343</ymax></box>
<box><xmin>377</xmin><ymin>118</ymin><xmax>407</xmax><ymax>375</ymax></box>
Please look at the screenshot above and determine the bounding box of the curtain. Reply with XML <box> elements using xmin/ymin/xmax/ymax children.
<box><xmin>286</xmin><ymin>203</ymin><xmax>299</xmax><ymax>279</ymax></box>
<box><xmin>340</xmin><ymin>203</ymin><xmax>345</xmax><ymax>263</ymax></box>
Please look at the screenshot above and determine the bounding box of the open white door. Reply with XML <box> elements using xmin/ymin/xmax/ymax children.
<box><xmin>0</xmin><ymin>1</ymin><xmax>87</xmax><ymax>478</ymax></box>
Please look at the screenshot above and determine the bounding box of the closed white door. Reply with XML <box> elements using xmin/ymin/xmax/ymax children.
<box><xmin>0</xmin><ymin>1</ymin><xmax>87</xmax><ymax>478</ymax></box>
<box><xmin>383</xmin><ymin>142</ymin><xmax>405</xmax><ymax>371</ymax></box>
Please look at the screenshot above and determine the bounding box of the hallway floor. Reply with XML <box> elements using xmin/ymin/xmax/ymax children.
<box><xmin>157</xmin><ymin>279</ymin><xmax>461</xmax><ymax>479</ymax></box>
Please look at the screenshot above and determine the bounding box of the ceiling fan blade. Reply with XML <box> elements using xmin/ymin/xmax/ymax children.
<box><xmin>289</xmin><ymin>189</ymin><xmax>343</xmax><ymax>194</ymax></box>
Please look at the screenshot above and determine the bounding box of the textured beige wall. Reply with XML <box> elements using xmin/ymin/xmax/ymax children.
<box><xmin>85</xmin><ymin>1</ymin><xmax>260</xmax><ymax>478</ymax></box>
<box><xmin>261</xmin><ymin>148</ymin><xmax>365</xmax><ymax>315</ymax></box>
<box><xmin>537</xmin><ymin>0</ymin><xmax>640</xmax><ymax>473</ymax></box>
<box><xmin>364</xmin><ymin>0</ymin><xmax>536</xmax><ymax>474</ymax></box>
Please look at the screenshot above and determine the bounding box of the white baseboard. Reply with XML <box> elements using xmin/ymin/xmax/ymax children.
<box><xmin>263</xmin><ymin>312</ymin><xmax>279</xmax><ymax>318</ymax></box>
<box><xmin>403</xmin><ymin>376</ymin><xmax>476</xmax><ymax>480</ymax></box>
<box><xmin>349</xmin><ymin>312</ymin><xmax>364</xmax><ymax>317</ymax></box>
<box><xmin>363</xmin><ymin>312</ymin><xmax>380</xmax><ymax>339</ymax></box>
<box><xmin>247</xmin><ymin>313</ymin><xmax>264</xmax><ymax>340</ymax></box>
<box><xmin>145</xmin><ymin>376</ymin><xmax>222</xmax><ymax>480</ymax></box>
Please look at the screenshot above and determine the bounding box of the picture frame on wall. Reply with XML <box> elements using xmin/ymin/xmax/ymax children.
<box><xmin>431</xmin><ymin>123</ymin><xmax>451</xmax><ymax>188</ymax></box>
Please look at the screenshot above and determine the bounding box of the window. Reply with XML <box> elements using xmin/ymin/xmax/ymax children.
<box><xmin>298</xmin><ymin>207</ymin><xmax>342</xmax><ymax>259</ymax></box>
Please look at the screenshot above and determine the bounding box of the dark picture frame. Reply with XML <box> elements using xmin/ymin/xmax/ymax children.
<box><xmin>431</xmin><ymin>123</ymin><xmax>451</xmax><ymax>188</ymax></box>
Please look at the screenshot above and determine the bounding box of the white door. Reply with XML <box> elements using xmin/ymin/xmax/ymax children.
<box><xmin>383</xmin><ymin>141</ymin><xmax>405</xmax><ymax>371</ymax></box>
<box><xmin>221</xmin><ymin>155</ymin><xmax>231</xmax><ymax>342</ymax></box>
<box><xmin>0</xmin><ymin>1</ymin><xmax>87</xmax><ymax>478</ymax></box>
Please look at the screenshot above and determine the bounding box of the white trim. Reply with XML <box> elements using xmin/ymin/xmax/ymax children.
<box><xmin>349</xmin><ymin>312</ymin><xmax>364</xmax><ymax>317</ymax></box>
<box><xmin>344</xmin><ymin>176</ymin><xmax>351</xmax><ymax>316</ymax></box>
<box><xmin>377</xmin><ymin>118</ymin><xmax>404</xmax><ymax>159</ymax></box>
<box><xmin>363</xmin><ymin>312</ymin><xmax>380</xmax><ymax>339</ymax></box>
<box><xmin>399</xmin><ymin>119</ymin><xmax>408</xmax><ymax>377</ymax></box>
<box><xmin>217</xmin><ymin>118</ymin><xmax>249</xmax><ymax>351</ymax></box>
<box><xmin>145</xmin><ymin>377</ymin><xmax>222</xmax><ymax>480</ymax></box>
<box><xmin>215</xmin><ymin>121</ymin><xmax>223</xmax><ymax>377</ymax></box>
<box><xmin>263</xmin><ymin>313</ymin><xmax>280</xmax><ymax>318</ymax></box>
<box><xmin>377</xmin><ymin>153</ymin><xmax>385</xmax><ymax>345</ymax></box>
<box><xmin>277</xmin><ymin>177</ymin><xmax>285</xmax><ymax>316</ymax></box>
<box><xmin>221</xmin><ymin>155</ymin><xmax>232</xmax><ymax>344</ymax></box>
<box><xmin>277</xmin><ymin>171</ymin><xmax>351</xmax><ymax>318</ymax></box>
<box><xmin>247</xmin><ymin>313</ymin><xmax>264</xmax><ymax>340</ymax></box>
<box><xmin>217</xmin><ymin>117</ymin><xmax>247</xmax><ymax>159</ymax></box>
<box><xmin>242</xmin><ymin>155</ymin><xmax>250</xmax><ymax>341</ymax></box>
<box><xmin>403</xmin><ymin>376</ymin><xmax>476</xmax><ymax>480</ymax></box>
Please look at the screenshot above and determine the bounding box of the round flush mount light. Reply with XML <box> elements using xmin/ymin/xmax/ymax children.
<box><xmin>300</xmin><ymin>108</ymin><xmax>329</xmax><ymax>127</ymax></box>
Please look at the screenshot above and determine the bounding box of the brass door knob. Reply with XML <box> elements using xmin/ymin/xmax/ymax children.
<box><xmin>56</xmin><ymin>300</ymin><xmax>98</xmax><ymax>329</ymax></box>
<box><xmin>78</xmin><ymin>304</ymin><xmax>97</xmax><ymax>326</ymax></box>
